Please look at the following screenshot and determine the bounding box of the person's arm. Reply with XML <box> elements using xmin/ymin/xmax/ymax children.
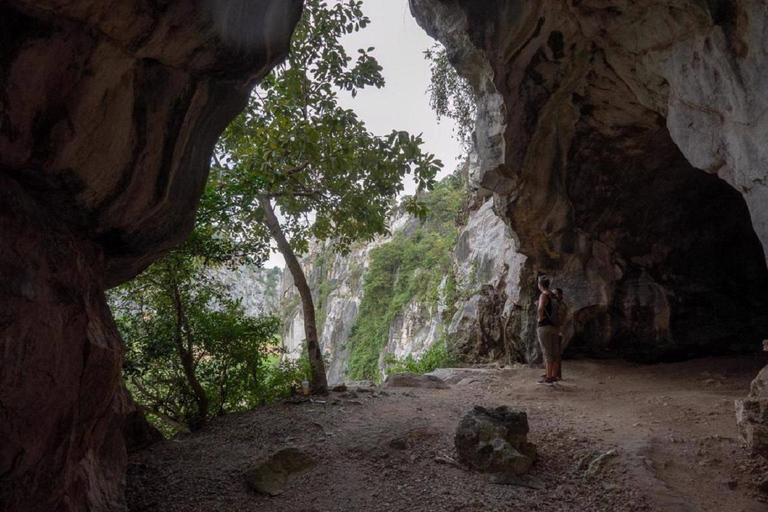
<box><xmin>537</xmin><ymin>293</ymin><xmax>548</xmax><ymax>323</ymax></box>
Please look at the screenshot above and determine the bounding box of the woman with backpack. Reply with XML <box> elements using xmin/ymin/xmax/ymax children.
<box><xmin>536</xmin><ymin>275</ymin><xmax>564</xmax><ymax>386</ymax></box>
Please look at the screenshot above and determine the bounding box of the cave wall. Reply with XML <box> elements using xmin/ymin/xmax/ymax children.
<box><xmin>0</xmin><ymin>1</ymin><xmax>301</xmax><ymax>510</ymax></box>
<box><xmin>410</xmin><ymin>0</ymin><xmax>768</xmax><ymax>361</ymax></box>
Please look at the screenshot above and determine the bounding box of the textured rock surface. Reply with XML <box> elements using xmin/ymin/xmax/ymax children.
<box><xmin>410</xmin><ymin>0</ymin><xmax>768</xmax><ymax>362</ymax></box>
<box><xmin>280</xmin><ymin>209</ymin><xmax>451</xmax><ymax>384</ymax></box>
<box><xmin>736</xmin><ymin>364</ymin><xmax>768</xmax><ymax>458</ymax></box>
<box><xmin>0</xmin><ymin>177</ymin><xmax>127</xmax><ymax>511</ymax></box>
<box><xmin>280</xmin><ymin>237</ymin><xmax>370</xmax><ymax>385</ymax></box>
<box><xmin>383</xmin><ymin>372</ymin><xmax>450</xmax><ymax>390</ymax></box>
<box><xmin>208</xmin><ymin>265</ymin><xmax>282</xmax><ymax>315</ymax></box>
<box><xmin>0</xmin><ymin>1</ymin><xmax>301</xmax><ymax>510</ymax></box>
<box><xmin>281</xmin><ymin>184</ymin><xmax>527</xmax><ymax>383</ymax></box>
<box><xmin>455</xmin><ymin>406</ymin><xmax>537</xmax><ymax>475</ymax></box>
<box><xmin>448</xmin><ymin>197</ymin><xmax>532</xmax><ymax>362</ymax></box>
<box><xmin>2</xmin><ymin>0</ymin><xmax>302</xmax><ymax>285</ymax></box>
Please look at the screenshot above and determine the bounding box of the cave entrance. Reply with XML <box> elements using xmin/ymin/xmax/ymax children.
<box><xmin>565</xmin><ymin>122</ymin><xmax>768</xmax><ymax>363</ymax></box>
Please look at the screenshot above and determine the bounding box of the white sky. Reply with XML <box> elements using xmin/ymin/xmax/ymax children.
<box><xmin>264</xmin><ymin>0</ymin><xmax>459</xmax><ymax>268</ymax></box>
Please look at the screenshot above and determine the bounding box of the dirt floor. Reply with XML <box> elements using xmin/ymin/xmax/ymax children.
<box><xmin>126</xmin><ymin>355</ymin><xmax>768</xmax><ymax>512</ymax></box>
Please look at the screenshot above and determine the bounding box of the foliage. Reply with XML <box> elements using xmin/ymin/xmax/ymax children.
<box><xmin>385</xmin><ymin>337</ymin><xmax>457</xmax><ymax>375</ymax></box>
<box><xmin>111</xmin><ymin>244</ymin><xmax>308</xmax><ymax>434</ymax></box>
<box><xmin>210</xmin><ymin>0</ymin><xmax>442</xmax><ymax>393</ymax></box>
<box><xmin>213</xmin><ymin>0</ymin><xmax>443</xmax><ymax>256</ymax></box>
<box><xmin>346</xmin><ymin>175</ymin><xmax>464</xmax><ymax>381</ymax></box>
<box><xmin>425</xmin><ymin>44</ymin><xmax>477</xmax><ymax>153</ymax></box>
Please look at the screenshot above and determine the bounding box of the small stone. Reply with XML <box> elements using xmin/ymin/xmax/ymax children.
<box><xmin>585</xmin><ymin>449</ymin><xmax>619</xmax><ymax>476</ymax></box>
<box><xmin>758</xmin><ymin>477</ymin><xmax>768</xmax><ymax>494</ymax></box>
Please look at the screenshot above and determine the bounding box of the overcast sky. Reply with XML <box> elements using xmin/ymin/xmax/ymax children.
<box><xmin>264</xmin><ymin>0</ymin><xmax>459</xmax><ymax>268</ymax></box>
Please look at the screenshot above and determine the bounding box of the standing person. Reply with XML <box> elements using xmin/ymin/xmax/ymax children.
<box><xmin>536</xmin><ymin>275</ymin><xmax>560</xmax><ymax>385</ymax></box>
<box><xmin>554</xmin><ymin>288</ymin><xmax>567</xmax><ymax>380</ymax></box>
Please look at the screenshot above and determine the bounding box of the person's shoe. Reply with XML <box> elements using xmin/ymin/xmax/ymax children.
<box><xmin>536</xmin><ymin>377</ymin><xmax>556</xmax><ymax>386</ymax></box>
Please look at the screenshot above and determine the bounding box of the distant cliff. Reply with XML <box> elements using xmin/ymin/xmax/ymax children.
<box><xmin>208</xmin><ymin>265</ymin><xmax>282</xmax><ymax>316</ymax></box>
<box><xmin>280</xmin><ymin>163</ymin><xmax>537</xmax><ymax>385</ymax></box>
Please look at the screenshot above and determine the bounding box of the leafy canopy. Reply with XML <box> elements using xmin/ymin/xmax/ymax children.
<box><xmin>214</xmin><ymin>0</ymin><xmax>443</xmax><ymax>255</ymax></box>
<box><xmin>111</xmin><ymin>249</ymin><xmax>306</xmax><ymax>434</ymax></box>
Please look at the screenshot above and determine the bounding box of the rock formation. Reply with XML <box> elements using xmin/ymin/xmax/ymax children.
<box><xmin>454</xmin><ymin>406</ymin><xmax>537</xmax><ymax>475</ymax></box>
<box><xmin>410</xmin><ymin>0</ymin><xmax>768</xmax><ymax>362</ymax></box>
<box><xmin>736</xmin><ymin>344</ymin><xmax>768</xmax><ymax>458</ymax></box>
<box><xmin>280</xmin><ymin>174</ymin><xmax>526</xmax><ymax>384</ymax></box>
<box><xmin>0</xmin><ymin>1</ymin><xmax>301</xmax><ymax>510</ymax></box>
<box><xmin>208</xmin><ymin>265</ymin><xmax>282</xmax><ymax>315</ymax></box>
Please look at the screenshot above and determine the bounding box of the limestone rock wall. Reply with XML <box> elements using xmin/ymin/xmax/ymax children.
<box><xmin>208</xmin><ymin>265</ymin><xmax>282</xmax><ymax>316</ymax></box>
<box><xmin>0</xmin><ymin>2</ymin><xmax>301</xmax><ymax>510</ymax></box>
<box><xmin>280</xmin><ymin>213</ymin><xmax>416</xmax><ymax>385</ymax></box>
<box><xmin>2</xmin><ymin>0</ymin><xmax>302</xmax><ymax>286</ymax></box>
<box><xmin>448</xmin><ymin>197</ymin><xmax>533</xmax><ymax>363</ymax></box>
<box><xmin>280</xmin><ymin>238</ymin><xmax>370</xmax><ymax>385</ymax></box>
<box><xmin>281</xmin><ymin>179</ymin><xmax>529</xmax><ymax>384</ymax></box>
<box><xmin>410</xmin><ymin>0</ymin><xmax>768</xmax><ymax>362</ymax></box>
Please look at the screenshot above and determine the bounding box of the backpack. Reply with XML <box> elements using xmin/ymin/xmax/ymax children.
<box><xmin>547</xmin><ymin>295</ymin><xmax>568</xmax><ymax>327</ymax></box>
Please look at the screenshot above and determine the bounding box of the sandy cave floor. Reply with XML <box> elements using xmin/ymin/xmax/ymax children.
<box><xmin>126</xmin><ymin>355</ymin><xmax>768</xmax><ymax>512</ymax></box>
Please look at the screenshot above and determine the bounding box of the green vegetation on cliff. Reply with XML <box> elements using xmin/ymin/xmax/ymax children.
<box><xmin>346</xmin><ymin>174</ymin><xmax>464</xmax><ymax>380</ymax></box>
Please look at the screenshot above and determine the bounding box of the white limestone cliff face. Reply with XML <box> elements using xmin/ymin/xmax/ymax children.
<box><xmin>280</xmin><ymin>238</ymin><xmax>370</xmax><ymax>385</ymax></box>
<box><xmin>381</xmin><ymin>276</ymin><xmax>448</xmax><ymax>373</ymax></box>
<box><xmin>662</xmin><ymin>1</ymin><xmax>768</xmax><ymax>256</ymax></box>
<box><xmin>207</xmin><ymin>265</ymin><xmax>282</xmax><ymax>316</ymax></box>
<box><xmin>448</xmin><ymin>198</ymin><xmax>533</xmax><ymax>362</ymax></box>
<box><xmin>280</xmin><ymin>174</ymin><xmax>530</xmax><ymax>383</ymax></box>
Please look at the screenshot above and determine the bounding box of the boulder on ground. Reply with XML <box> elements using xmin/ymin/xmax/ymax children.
<box><xmin>736</xmin><ymin>364</ymin><xmax>768</xmax><ymax>459</ymax></box>
<box><xmin>454</xmin><ymin>406</ymin><xmax>537</xmax><ymax>475</ymax></box>
<box><xmin>427</xmin><ymin>367</ymin><xmax>504</xmax><ymax>385</ymax></box>
<box><xmin>383</xmin><ymin>372</ymin><xmax>449</xmax><ymax>389</ymax></box>
<box><xmin>346</xmin><ymin>380</ymin><xmax>377</xmax><ymax>389</ymax></box>
<box><xmin>245</xmin><ymin>448</ymin><xmax>315</xmax><ymax>496</ymax></box>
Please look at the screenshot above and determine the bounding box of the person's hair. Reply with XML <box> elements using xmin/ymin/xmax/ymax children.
<box><xmin>555</xmin><ymin>287</ymin><xmax>563</xmax><ymax>295</ymax></box>
<box><xmin>538</xmin><ymin>275</ymin><xmax>550</xmax><ymax>289</ymax></box>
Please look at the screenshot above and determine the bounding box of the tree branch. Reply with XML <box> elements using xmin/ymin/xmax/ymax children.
<box><xmin>284</xmin><ymin>162</ymin><xmax>310</xmax><ymax>176</ymax></box>
<box><xmin>267</xmin><ymin>190</ymin><xmax>321</xmax><ymax>199</ymax></box>
<box><xmin>139</xmin><ymin>405</ymin><xmax>191</xmax><ymax>434</ymax></box>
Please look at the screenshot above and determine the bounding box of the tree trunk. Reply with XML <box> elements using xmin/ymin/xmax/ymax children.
<box><xmin>259</xmin><ymin>196</ymin><xmax>329</xmax><ymax>394</ymax></box>
<box><xmin>169</xmin><ymin>276</ymin><xmax>209</xmax><ymax>429</ymax></box>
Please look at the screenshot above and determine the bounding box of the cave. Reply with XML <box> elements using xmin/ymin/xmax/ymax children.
<box><xmin>2</xmin><ymin>0</ymin><xmax>768</xmax><ymax>509</ymax></box>
<box><xmin>410</xmin><ymin>0</ymin><xmax>768</xmax><ymax>364</ymax></box>
<box><xmin>563</xmin><ymin>123</ymin><xmax>768</xmax><ymax>362</ymax></box>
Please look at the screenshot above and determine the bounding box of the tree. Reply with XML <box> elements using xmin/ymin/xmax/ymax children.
<box><xmin>111</xmin><ymin>239</ymin><xmax>306</xmax><ymax>433</ymax></box>
<box><xmin>110</xmin><ymin>183</ymin><xmax>307</xmax><ymax>433</ymax></box>
<box><xmin>214</xmin><ymin>0</ymin><xmax>443</xmax><ymax>394</ymax></box>
<box><xmin>424</xmin><ymin>43</ymin><xmax>476</xmax><ymax>153</ymax></box>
